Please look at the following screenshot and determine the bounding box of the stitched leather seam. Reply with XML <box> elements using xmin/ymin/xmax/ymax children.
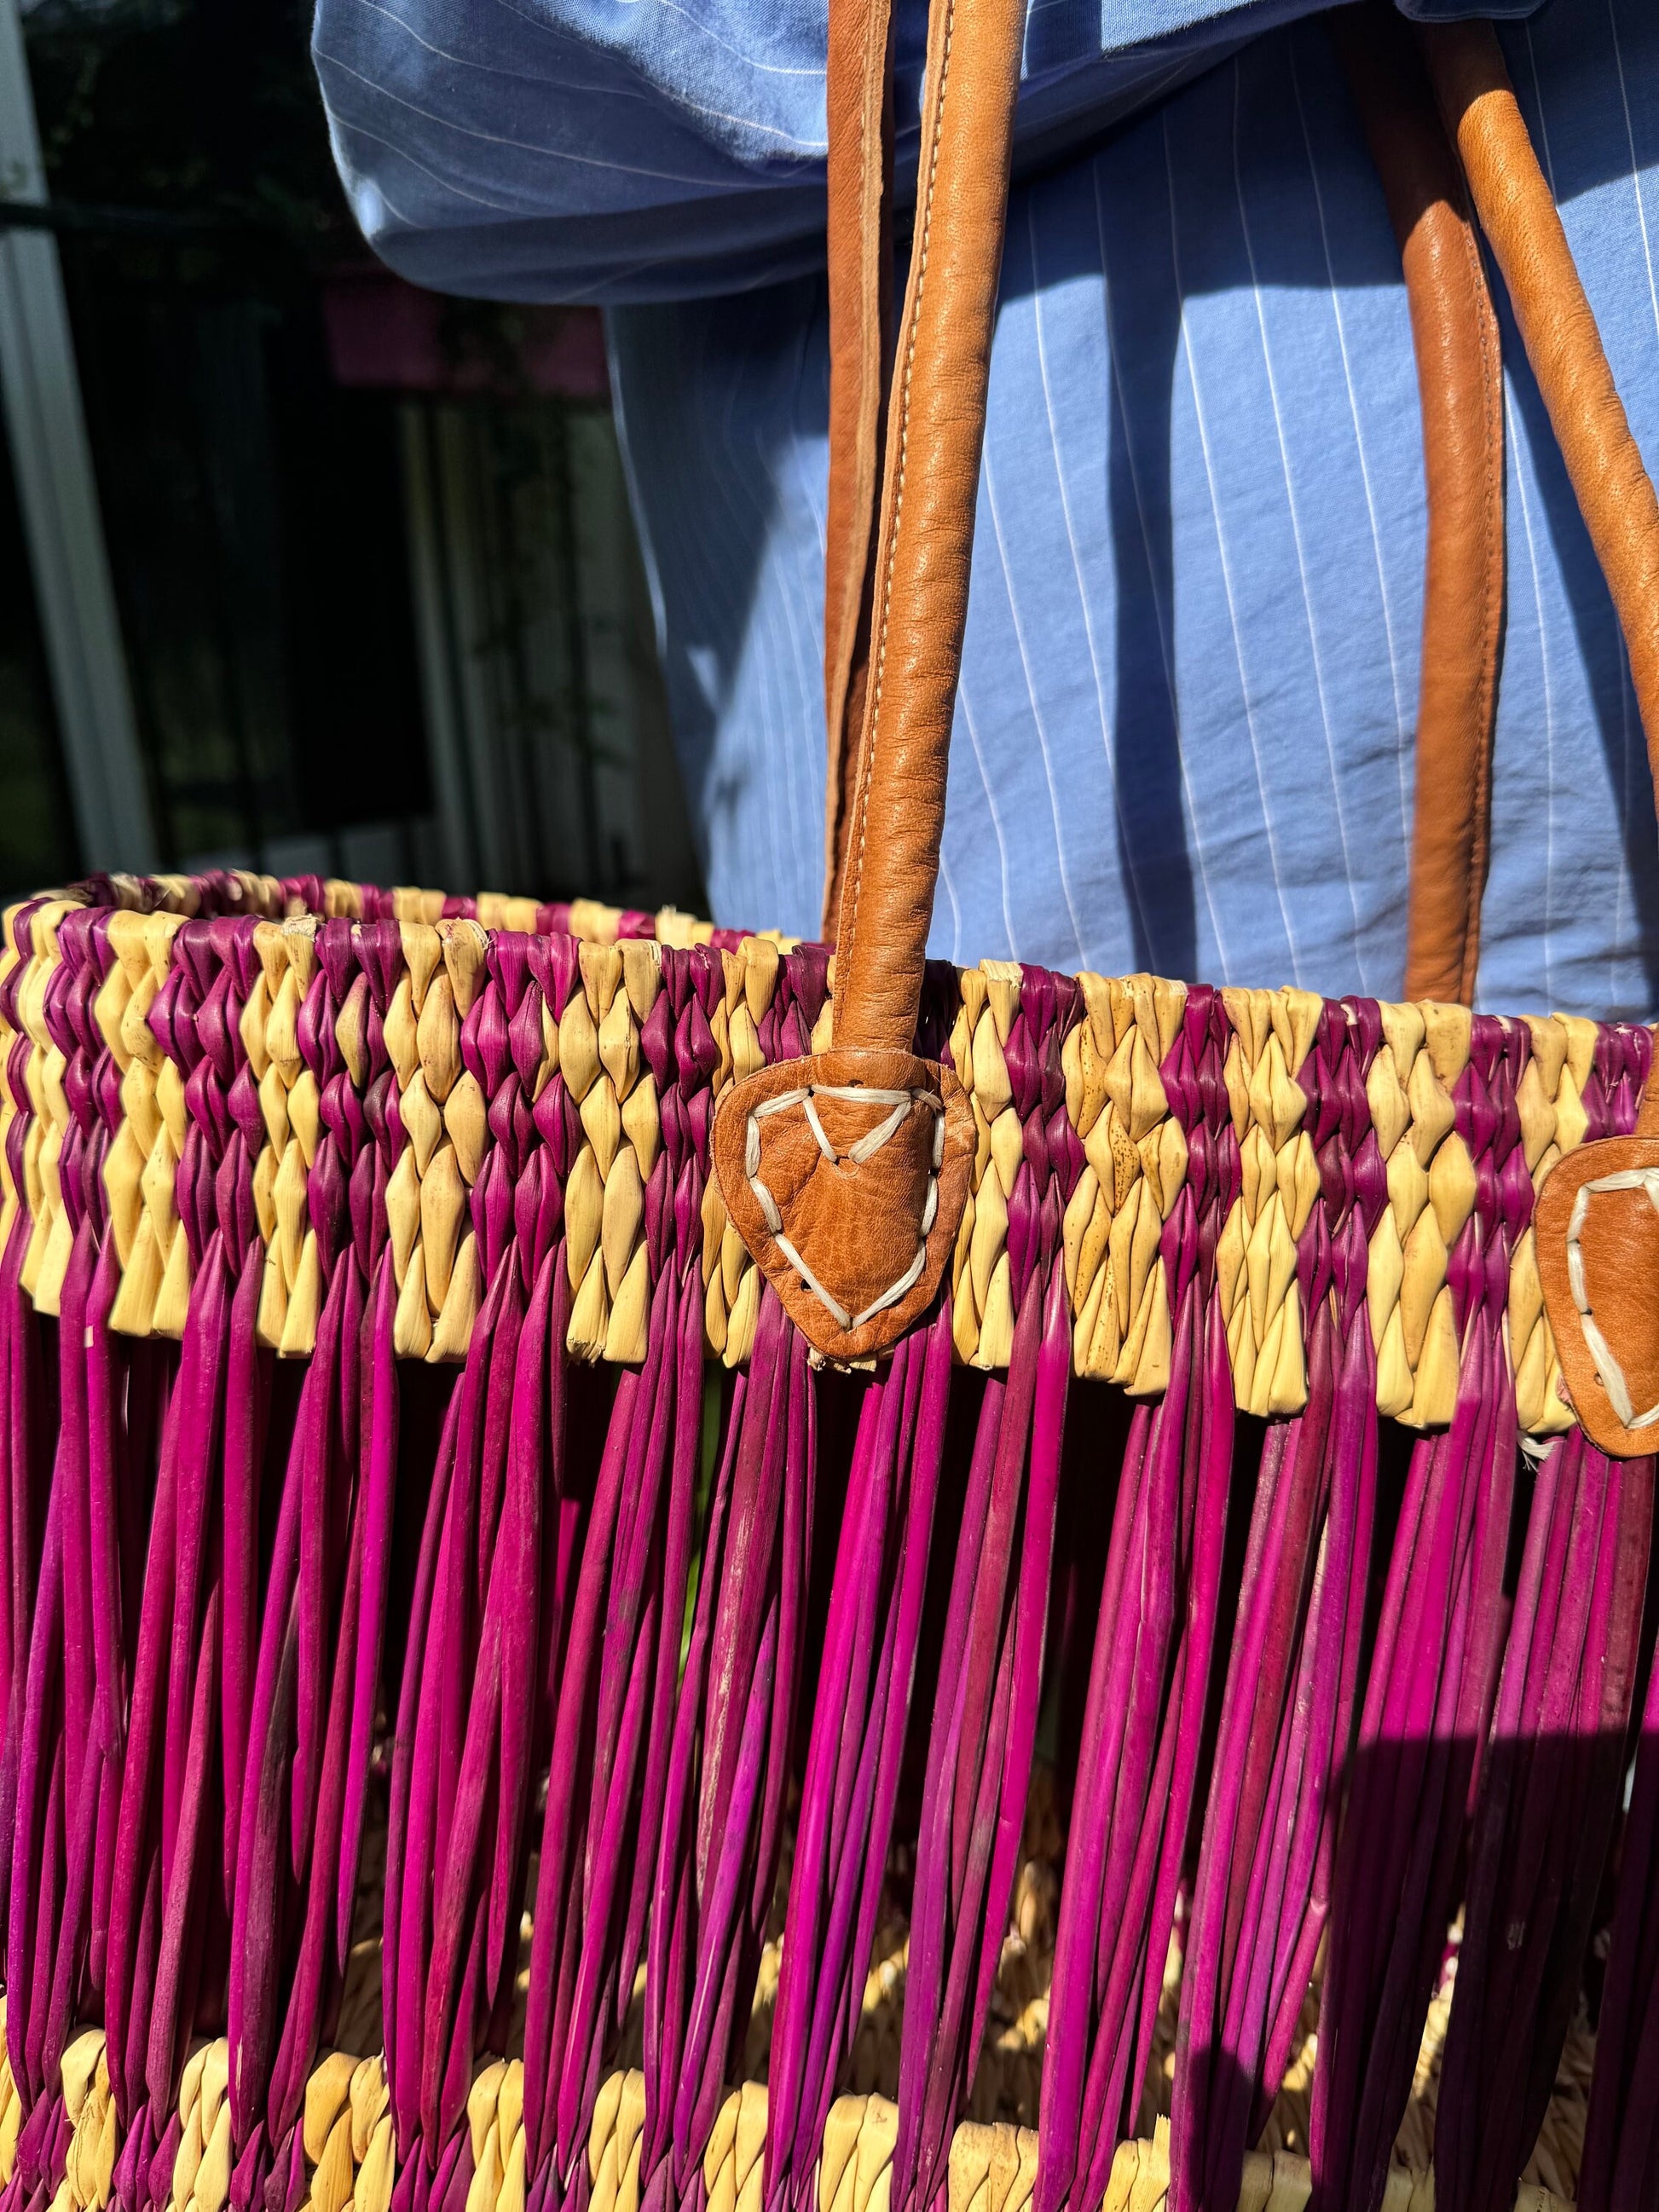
<box><xmin>1565</xmin><ymin>1170</ymin><xmax>1659</xmax><ymax>1429</ymax></box>
<box><xmin>827</xmin><ymin>10</ymin><xmax>879</xmax><ymax>838</ymax></box>
<box><xmin>744</xmin><ymin>1083</ymin><xmax>945</xmax><ymax>1332</ymax></box>
<box><xmin>841</xmin><ymin>0</ymin><xmax>957</xmax><ymax>979</ymax></box>
<box><xmin>1459</xmin><ymin>193</ymin><xmax>1502</xmax><ymax>1005</ymax></box>
<box><xmin>823</xmin><ymin>157</ymin><xmax>856</xmax><ymax>905</ymax></box>
<box><xmin>827</xmin><ymin>15</ymin><xmax>888</xmax><ymax>928</ymax></box>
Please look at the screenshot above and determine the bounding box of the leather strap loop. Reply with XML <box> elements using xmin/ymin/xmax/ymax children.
<box><xmin>822</xmin><ymin>0</ymin><xmax>896</xmax><ymax>939</ymax></box>
<box><xmin>1336</xmin><ymin>5</ymin><xmax>1506</xmax><ymax>1008</ymax></box>
<box><xmin>827</xmin><ymin>0</ymin><xmax>1026</xmax><ymax>1054</ymax></box>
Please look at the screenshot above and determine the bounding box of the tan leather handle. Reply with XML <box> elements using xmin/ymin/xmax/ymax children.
<box><xmin>705</xmin><ymin>0</ymin><xmax>1016</xmax><ymax>1367</ymax></box>
<box><xmin>1429</xmin><ymin>20</ymin><xmax>1659</xmax><ymax>1460</ymax></box>
<box><xmin>817</xmin><ymin>0</ymin><xmax>1523</xmax><ymax>1033</ymax></box>
<box><xmin>826</xmin><ymin>0</ymin><xmax>1026</xmax><ymax>1053</ymax></box>
<box><xmin>1422</xmin><ymin>22</ymin><xmax>1659</xmax><ymax>857</ymax></box>
<box><xmin>1336</xmin><ymin>4</ymin><xmax>1506</xmax><ymax>1008</ymax></box>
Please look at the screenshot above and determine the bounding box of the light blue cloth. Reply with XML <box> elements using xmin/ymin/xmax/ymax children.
<box><xmin>315</xmin><ymin>0</ymin><xmax>1659</xmax><ymax>1018</ymax></box>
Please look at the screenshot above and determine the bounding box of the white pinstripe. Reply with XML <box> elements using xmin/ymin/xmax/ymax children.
<box><xmin>339</xmin><ymin>0</ymin><xmax>664</xmax><ymax>101</ymax></box>
<box><xmin>415</xmin><ymin>0</ymin><xmax>835</xmax><ymax>150</ymax></box>
<box><xmin>1029</xmin><ymin>191</ymin><xmax>1153</xmax><ymax>959</ymax></box>
<box><xmin>1165</xmin><ymin>109</ymin><xmax>1298</xmax><ymax>980</ymax></box>
<box><xmin>939</xmin><ymin>846</ymin><xmax>964</xmax><ymax>967</ymax></box>
<box><xmin>783</xmin><ymin>297</ymin><xmax>830</xmax><ymax>564</ymax></box>
<box><xmin>1608</xmin><ymin>0</ymin><xmax>1657</xmax><ymax>998</ymax></box>
<box><xmin>331</xmin><ymin>143</ymin><xmax>420</xmax><ymax>230</ymax></box>
<box><xmin>1616</xmin><ymin>638</ymin><xmax>1634</xmax><ymax>1001</ymax></box>
<box><xmin>778</xmin><ymin>316</ymin><xmax>834</xmax><ymax>921</ymax></box>
<box><xmin>957</xmin><ymin>676</ymin><xmax>1020</xmax><ymax>962</ymax></box>
<box><xmin>647</xmin><ymin>95</ymin><xmax>823</xmax><ymax>153</ymax></box>
<box><xmin>1287</xmin><ymin>32</ymin><xmax>1411</xmax><ymax>854</ymax></box>
<box><xmin>466</xmin><ymin>0</ymin><xmax>825</xmax><ymax>78</ymax></box>
<box><xmin>1610</xmin><ymin>2</ymin><xmax>1659</xmax><ymax>357</ymax></box>
<box><xmin>606</xmin><ymin>319</ymin><xmax>675</xmax><ymax>681</ymax></box>
<box><xmin>655</xmin><ymin>309</ymin><xmax>766</xmax><ymax>912</ymax></box>
<box><xmin>327</xmin><ymin>109</ymin><xmax>528</xmax><ymax>211</ymax></box>
<box><xmin>747</xmin><ymin>309</ymin><xmax>821</xmax><ymax>917</ymax></box>
<box><xmin>628</xmin><ymin>0</ymin><xmax>825</xmax><ymax>78</ymax></box>
<box><xmin>712</xmin><ymin>309</ymin><xmax>793</xmax><ymax>924</ymax></box>
<box><xmin>316</xmin><ymin>47</ymin><xmax>766</xmax><ymax>186</ymax></box>
<box><xmin>983</xmin><ymin>419</ymin><xmax>1091</xmax><ymax>968</ymax></box>
<box><xmin>737</xmin><ymin>469</ymin><xmax>801</xmax><ymax>927</ymax></box>
<box><xmin>1523</xmin><ymin>24</ymin><xmax>1559</xmax><ymax>199</ymax></box>
<box><xmin>783</xmin><ymin>307</ymin><xmax>831</xmax><ymax>882</ymax></box>
<box><xmin>369</xmin><ymin>182</ymin><xmax>419</xmax><ymax>228</ymax></box>
<box><xmin>1506</xmin><ymin>385</ymin><xmax>1559</xmax><ymax>1012</ymax></box>
<box><xmin>552</xmin><ymin>249</ymin><xmax>755</xmax><ymax>303</ymax></box>
<box><xmin>1092</xmin><ymin>158</ymin><xmax>1229</xmax><ymax>973</ymax></box>
<box><xmin>1232</xmin><ymin>57</ymin><xmax>1363</xmax><ymax>981</ymax></box>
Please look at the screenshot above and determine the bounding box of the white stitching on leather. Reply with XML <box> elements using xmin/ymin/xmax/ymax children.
<box><xmin>1565</xmin><ymin>1170</ymin><xmax>1659</xmax><ymax>1429</ymax></box>
<box><xmin>841</xmin><ymin>0</ymin><xmax>957</xmax><ymax>969</ymax></box>
<box><xmin>749</xmin><ymin>1083</ymin><xmax>945</xmax><ymax>1334</ymax></box>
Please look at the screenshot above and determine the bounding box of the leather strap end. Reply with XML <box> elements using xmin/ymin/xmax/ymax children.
<box><xmin>711</xmin><ymin>1048</ymin><xmax>974</xmax><ymax>1362</ymax></box>
<box><xmin>1537</xmin><ymin>1137</ymin><xmax>1659</xmax><ymax>1458</ymax></box>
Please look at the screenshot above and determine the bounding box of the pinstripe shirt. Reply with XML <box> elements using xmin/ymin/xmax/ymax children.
<box><xmin>315</xmin><ymin>0</ymin><xmax>1659</xmax><ymax>1018</ymax></box>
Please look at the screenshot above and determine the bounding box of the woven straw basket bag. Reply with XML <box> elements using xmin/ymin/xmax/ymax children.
<box><xmin>4</xmin><ymin>12</ymin><xmax>1659</xmax><ymax>2212</ymax></box>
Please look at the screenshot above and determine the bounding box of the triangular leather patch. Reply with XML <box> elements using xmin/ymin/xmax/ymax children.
<box><xmin>711</xmin><ymin>1048</ymin><xmax>974</xmax><ymax>1363</ymax></box>
<box><xmin>1535</xmin><ymin>1133</ymin><xmax>1659</xmax><ymax>1457</ymax></box>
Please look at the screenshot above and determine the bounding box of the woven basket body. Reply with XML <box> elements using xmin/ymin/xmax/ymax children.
<box><xmin>5</xmin><ymin>7</ymin><xmax>1659</xmax><ymax>2212</ymax></box>
<box><xmin>0</xmin><ymin>869</ymin><xmax>1645</xmax><ymax>2212</ymax></box>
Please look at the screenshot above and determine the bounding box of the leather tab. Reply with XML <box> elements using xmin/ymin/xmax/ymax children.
<box><xmin>711</xmin><ymin>1048</ymin><xmax>974</xmax><ymax>1362</ymax></box>
<box><xmin>1536</xmin><ymin>1137</ymin><xmax>1659</xmax><ymax>1458</ymax></box>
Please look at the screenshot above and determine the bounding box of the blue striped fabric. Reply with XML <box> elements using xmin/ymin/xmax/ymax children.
<box><xmin>315</xmin><ymin>0</ymin><xmax>1659</xmax><ymax>1018</ymax></box>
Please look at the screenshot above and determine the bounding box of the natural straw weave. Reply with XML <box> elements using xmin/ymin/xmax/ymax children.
<box><xmin>0</xmin><ymin>1818</ymin><xmax>1589</xmax><ymax>2212</ymax></box>
<box><xmin>0</xmin><ymin>871</ymin><xmax>1642</xmax><ymax>2212</ymax></box>
<box><xmin>3</xmin><ymin>878</ymin><xmax>1623</xmax><ymax>1429</ymax></box>
<box><xmin>0</xmin><ymin>1775</ymin><xmax>1589</xmax><ymax>2212</ymax></box>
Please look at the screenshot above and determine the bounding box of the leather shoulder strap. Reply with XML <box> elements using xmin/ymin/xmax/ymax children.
<box><xmin>1336</xmin><ymin>4</ymin><xmax>1506</xmax><ymax>1008</ymax></box>
<box><xmin>822</xmin><ymin>0</ymin><xmax>896</xmax><ymax>939</ymax></box>
<box><xmin>830</xmin><ymin>0</ymin><xmax>1026</xmax><ymax>1053</ymax></box>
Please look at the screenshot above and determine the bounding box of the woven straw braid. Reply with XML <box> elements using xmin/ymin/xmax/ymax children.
<box><xmin>4</xmin><ymin>881</ymin><xmax>1650</xmax><ymax>1440</ymax></box>
<box><xmin>0</xmin><ymin>1741</ymin><xmax>1591</xmax><ymax>2212</ymax></box>
<box><xmin>0</xmin><ymin>1732</ymin><xmax>1595</xmax><ymax>2212</ymax></box>
<box><xmin>0</xmin><ymin>2024</ymin><xmax>1577</xmax><ymax>2212</ymax></box>
<box><xmin>0</xmin><ymin>884</ymin><xmax>775</xmax><ymax>1357</ymax></box>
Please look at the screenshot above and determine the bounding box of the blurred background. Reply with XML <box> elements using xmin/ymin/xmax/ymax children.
<box><xmin>0</xmin><ymin>0</ymin><xmax>705</xmax><ymax>910</ymax></box>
